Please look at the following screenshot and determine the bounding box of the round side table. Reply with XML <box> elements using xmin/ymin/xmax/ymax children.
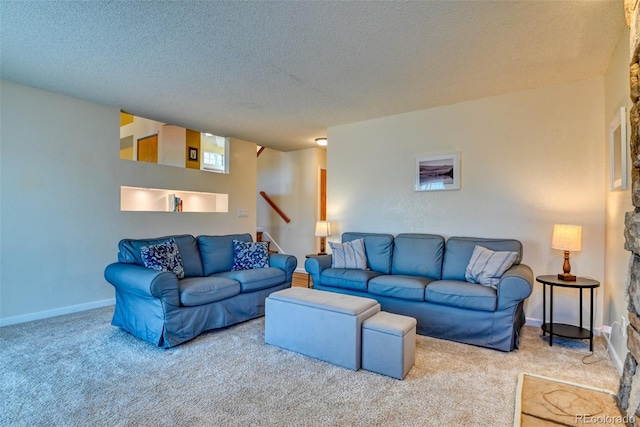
<box><xmin>535</xmin><ymin>275</ymin><xmax>600</xmax><ymax>352</ymax></box>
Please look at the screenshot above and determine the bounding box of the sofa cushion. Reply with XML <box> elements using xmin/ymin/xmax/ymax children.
<box><xmin>320</xmin><ymin>268</ymin><xmax>382</xmax><ymax>292</ymax></box>
<box><xmin>392</xmin><ymin>233</ymin><xmax>445</xmax><ymax>279</ymax></box>
<box><xmin>118</xmin><ymin>234</ymin><xmax>203</xmax><ymax>277</ymax></box>
<box><xmin>140</xmin><ymin>238</ymin><xmax>185</xmax><ymax>279</ymax></box>
<box><xmin>441</xmin><ymin>237</ymin><xmax>522</xmax><ymax>281</ymax></box>
<box><xmin>231</xmin><ymin>240</ymin><xmax>269</xmax><ymax>271</ymax></box>
<box><xmin>465</xmin><ymin>245</ymin><xmax>518</xmax><ymax>288</ymax></box>
<box><xmin>197</xmin><ymin>234</ymin><xmax>253</xmax><ymax>276</ymax></box>
<box><xmin>425</xmin><ymin>280</ymin><xmax>497</xmax><ymax>311</ymax></box>
<box><xmin>342</xmin><ymin>232</ymin><xmax>394</xmax><ymax>274</ymax></box>
<box><xmin>329</xmin><ymin>238</ymin><xmax>367</xmax><ymax>269</ymax></box>
<box><xmin>214</xmin><ymin>267</ymin><xmax>285</xmax><ymax>293</ymax></box>
<box><xmin>368</xmin><ymin>274</ymin><xmax>434</xmax><ymax>301</ymax></box>
<box><xmin>178</xmin><ymin>276</ymin><xmax>240</xmax><ymax>306</ymax></box>
<box><xmin>268</xmin><ymin>287</ymin><xmax>379</xmax><ymax>316</ymax></box>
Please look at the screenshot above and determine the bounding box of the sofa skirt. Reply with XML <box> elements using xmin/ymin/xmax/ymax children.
<box><xmin>112</xmin><ymin>283</ymin><xmax>289</xmax><ymax>348</ymax></box>
<box><xmin>313</xmin><ymin>284</ymin><xmax>525</xmax><ymax>352</ymax></box>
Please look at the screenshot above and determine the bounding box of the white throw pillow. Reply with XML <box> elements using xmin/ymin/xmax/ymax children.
<box><xmin>329</xmin><ymin>238</ymin><xmax>368</xmax><ymax>270</ymax></box>
<box><xmin>465</xmin><ymin>245</ymin><xmax>518</xmax><ymax>288</ymax></box>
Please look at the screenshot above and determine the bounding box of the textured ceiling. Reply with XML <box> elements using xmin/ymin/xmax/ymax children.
<box><xmin>0</xmin><ymin>1</ymin><xmax>626</xmax><ymax>151</ymax></box>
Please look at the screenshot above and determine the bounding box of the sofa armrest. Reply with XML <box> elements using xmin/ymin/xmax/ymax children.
<box><xmin>305</xmin><ymin>255</ymin><xmax>332</xmax><ymax>286</ymax></box>
<box><xmin>269</xmin><ymin>253</ymin><xmax>298</xmax><ymax>284</ymax></box>
<box><xmin>104</xmin><ymin>262</ymin><xmax>180</xmax><ymax>306</ymax></box>
<box><xmin>496</xmin><ymin>263</ymin><xmax>533</xmax><ymax>310</ymax></box>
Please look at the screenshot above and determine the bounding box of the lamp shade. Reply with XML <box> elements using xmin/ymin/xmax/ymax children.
<box><xmin>315</xmin><ymin>221</ymin><xmax>331</xmax><ymax>237</ymax></box>
<box><xmin>551</xmin><ymin>224</ymin><xmax>582</xmax><ymax>252</ymax></box>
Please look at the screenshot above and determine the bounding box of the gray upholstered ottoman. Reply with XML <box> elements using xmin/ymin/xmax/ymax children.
<box><xmin>265</xmin><ymin>287</ymin><xmax>380</xmax><ymax>370</ymax></box>
<box><xmin>361</xmin><ymin>311</ymin><xmax>417</xmax><ymax>379</ymax></box>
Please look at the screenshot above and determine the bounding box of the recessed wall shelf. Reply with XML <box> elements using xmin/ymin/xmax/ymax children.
<box><xmin>120</xmin><ymin>186</ymin><xmax>228</xmax><ymax>213</ymax></box>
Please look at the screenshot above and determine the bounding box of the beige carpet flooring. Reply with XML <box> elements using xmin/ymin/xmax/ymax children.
<box><xmin>0</xmin><ymin>306</ymin><xmax>621</xmax><ymax>426</ymax></box>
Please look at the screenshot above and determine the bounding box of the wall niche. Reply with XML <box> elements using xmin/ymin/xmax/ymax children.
<box><xmin>120</xmin><ymin>186</ymin><xmax>228</xmax><ymax>213</ymax></box>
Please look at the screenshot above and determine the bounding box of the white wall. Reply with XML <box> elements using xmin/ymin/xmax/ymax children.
<box><xmin>328</xmin><ymin>78</ymin><xmax>606</xmax><ymax>330</ymax></box>
<box><xmin>159</xmin><ymin>125</ymin><xmax>186</xmax><ymax>168</ymax></box>
<box><xmin>0</xmin><ymin>80</ymin><xmax>257</xmax><ymax>324</ymax></box>
<box><xmin>257</xmin><ymin>147</ymin><xmax>327</xmax><ymax>270</ymax></box>
<box><xmin>604</xmin><ymin>27</ymin><xmax>633</xmax><ymax>371</ymax></box>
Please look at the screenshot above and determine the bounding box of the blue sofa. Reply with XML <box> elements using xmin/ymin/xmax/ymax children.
<box><xmin>104</xmin><ymin>233</ymin><xmax>297</xmax><ymax>348</ymax></box>
<box><xmin>305</xmin><ymin>232</ymin><xmax>533</xmax><ymax>352</ymax></box>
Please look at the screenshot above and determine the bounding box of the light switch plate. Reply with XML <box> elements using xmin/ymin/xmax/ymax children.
<box><xmin>237</xmin><ymin>209</ymin><xmax>249</xmax><ymax>218</ymax></box>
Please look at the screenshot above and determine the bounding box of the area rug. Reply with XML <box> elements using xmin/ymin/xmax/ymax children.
<box><xmin>514</xmin><ymin>373</ymin><xmax>628</xmax><ymax>426</ymax></box>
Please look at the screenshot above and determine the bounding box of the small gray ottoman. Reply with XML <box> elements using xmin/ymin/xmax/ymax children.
<box><xmin>265</xmin><ymin>287</ymin><xmax>380</xmax><ymax>370</ymax></box>
<box><xmin>361</xmin><ymin>311</ymin><xmax>417</xmax><ymax>379</ymax></box>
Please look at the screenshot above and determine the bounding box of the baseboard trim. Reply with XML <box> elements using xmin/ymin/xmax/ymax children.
<box><xmin>294</xmin><ymin>267</ymin><xmax>307</xmax><ymax>274</ymax></box>
<box><xmin>602</xmin><ymin>331</ymin><xmax>625</xmax><ymax>375</ymax></box>
<box><xmin>525</xmin><ymin>317</ymin><xmax>604</xmax><ymax>336</ymax></box>
<box><xmin>525</xmin><ymin>317</ymin><xmax>542</xmax><ymax>328</ymax></box>
<box><xmin>0</xmin><ymin>298</ymin><xmax>115</xmax><ymax>327</ymax></box>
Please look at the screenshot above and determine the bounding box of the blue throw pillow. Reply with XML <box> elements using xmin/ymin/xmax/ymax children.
<box><xmin>231</xmin><ymin>240</ymin><xmax>269</xmax><ymax>271</ymax></box>
<box><xmin>140</xmin><ymin>238</ymin><xmax>185</xmax><ymax>279</ymax></box>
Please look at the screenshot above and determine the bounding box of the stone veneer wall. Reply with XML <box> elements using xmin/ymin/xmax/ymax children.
<box><xmin>621</xmin><ymin>2</ymin><xmax>640</xmax><ymax>425</ymax></box>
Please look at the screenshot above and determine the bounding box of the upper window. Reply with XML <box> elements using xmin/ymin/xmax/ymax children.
<box><xmin>200</xmin><ymin>133</ymin><xmax>228</xmax><ymax>173</ymax></box>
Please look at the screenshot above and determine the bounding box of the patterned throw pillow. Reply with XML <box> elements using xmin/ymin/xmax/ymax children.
<box><xmin>329</xmin><ymin>238</ymin><xmax>368</xmax><ymax>270</ymax></box>
<box><xmin>231</xmin><ymin>240</ymin><xmax>269</xmax><ymax>271</ymax></box>
<box><xmin>465</xmin><ymin>245</ymin><xmax>518</xmax><ymax>288</ymax></box>
<box><xmin>140</xmin><ymin>238</ymin><xmax>185</xmax><ymax>279</ymax></box>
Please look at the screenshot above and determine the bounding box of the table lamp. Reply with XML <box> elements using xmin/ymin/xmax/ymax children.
<box><xmin>315</xmin><ymin>221</ymin><xmax>331</xmax><ymax>255</ymax></box>
<box><xmin>551</xmin><ymin>224</ymin><xmax>582</xmax><ymax>281</ymax></box>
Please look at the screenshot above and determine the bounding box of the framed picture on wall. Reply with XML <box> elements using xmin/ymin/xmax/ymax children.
<box><xmin>189</xmin><ymin>147</ymin><xmax>199</xmax><ymax>162</ymax></box>
<box><xmin>609</xmin><ymin>107</ymin><xmax>628</xmax><ymax>191</ymax></box>
<box><xmin>414</xmin><ymin>152</ymin><xmax>460</xmax><ymax>191</ymax></box>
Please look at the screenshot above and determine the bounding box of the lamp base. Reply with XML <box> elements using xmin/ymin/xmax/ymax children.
<box><xmin>557</xmin><ymin>273</ymin><xmax>576</xmax><ymax>281</ymax></box>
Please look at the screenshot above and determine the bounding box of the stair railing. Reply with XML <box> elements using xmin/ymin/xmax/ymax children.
<box><xmin>259</xmin><ymin>191</ymin><xmax>291</xmax><ymax>223</ymax></box>
<box><xmin>256</xmin><ymin>228</ymin><xmax>285</xmax><ymax>254</ymax></box>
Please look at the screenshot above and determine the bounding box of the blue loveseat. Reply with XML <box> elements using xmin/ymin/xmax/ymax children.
<box><xmin>305</xmin><ymin>232</ymin><xmax>533</xmax><ymax>351</ymax></box>
<box><xmin>104</xmin><ymin>233</ymin><xmax>297</xmax><ymax>348</ymax></box>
